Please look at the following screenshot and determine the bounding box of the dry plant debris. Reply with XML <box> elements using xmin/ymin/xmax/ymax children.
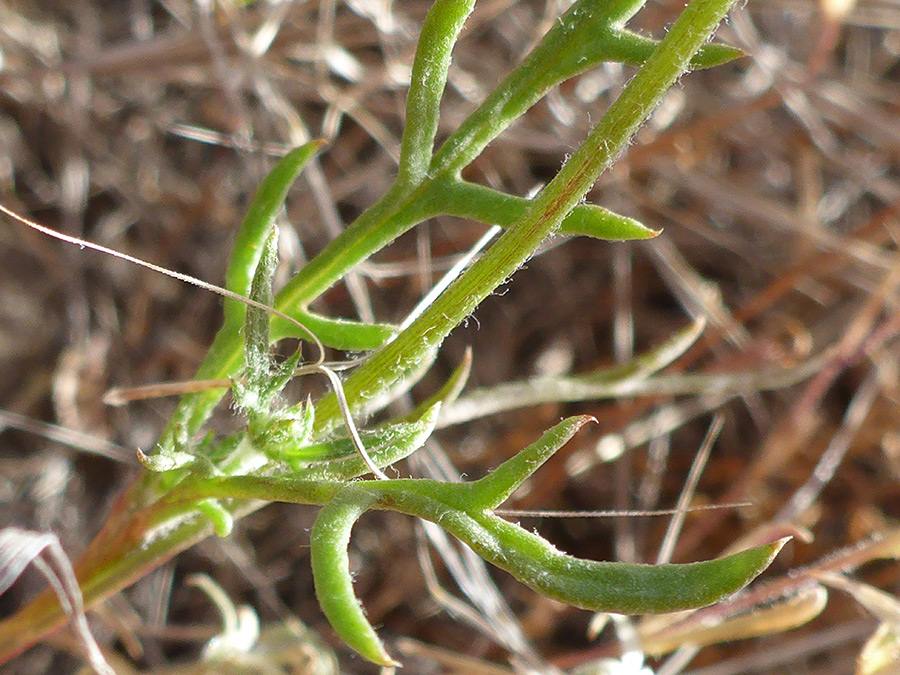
<box><xmin>1</xmin><ymin>0</ymin><xmax>900</xmax><ymax>673</ymax></box>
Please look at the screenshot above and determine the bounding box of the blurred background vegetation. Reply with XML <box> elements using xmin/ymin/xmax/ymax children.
<box><xmin>1</xmin><ymin>0</ymin><xmax>900</xmax><ymax>673</ymax></box>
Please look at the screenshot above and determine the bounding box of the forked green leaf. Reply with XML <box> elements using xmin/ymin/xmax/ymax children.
<box><xmin>305</xmin><ymin>457</ymin><xmax>783</xmax><ymax>666</ymax></box>
<box><xmin>610</xmin><ymin>30</ymin><xmax>744</xmax><ymax>70</ymax></box>
<box><xmin>303</xmin><ymin>412</ymin><xmax>783</xmax><ymax>665</ymax></box>
<box><xmin>429</xmin><ymin>0</ymin><xmax>742</xmax><ymax>176</ymax></box>
<box><xmin>311</xmin><ymin>0</ymin><xmax>739</xmax><ymax>435</ymax></box>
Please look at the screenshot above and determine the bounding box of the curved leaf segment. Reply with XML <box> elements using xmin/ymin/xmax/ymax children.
<box><xmin>305</xmin><ymin>418</ymin><xmax>786</xmax><ymax>665</ymax></box>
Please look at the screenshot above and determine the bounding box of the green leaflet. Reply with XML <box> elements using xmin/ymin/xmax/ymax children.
<box><xmin>432</xmin><ymin>179</ymin><xmax>659</xmax><ymax>241</ymax></box>
<box><xmin>310</xmin><ymin>490</ymin><xmax>394</xmax><ymax>666</ymax></box>
<box><xmin>396</xmin><ymin>0</ymin><xmax>476</xmax><ymax>188</ymax></box>
<box><xmin>303</xmin><ymin>418</ymin><xmax>785</xmax><ymax>665</ymax></box>
<box><xmin>279</xmin><ymin>403</ymin><xmax>441</xmax><ymax>478</ymax></box>
<box><xmin>223</xmin><ymin>141</ymin><xmax>324</xmax><ymax>332</ymax></box>
<box><xmin>270</xmin><ymin>309</ymin><xmax>395</xmax><ymax>351</ymax></box>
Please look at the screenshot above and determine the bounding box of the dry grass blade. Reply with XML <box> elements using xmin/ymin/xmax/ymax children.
<box><xmin>0</xmin><ymin>528</ymin><xmax>113</xmax><ymax>675</ymax></box>
<box><xmin>639</xmin><ymin>584</ymin><xmax>829</xmax><ymax>656</ymax></box>
<box><xmin>0</xmin><ymin>409</ymin><xmax>130</xmax><ymax>463</ymax></box>
<box><xmin>656</xmin><ymin>414</ymin><xmax>723</xmax><ymax>565</ymax></box>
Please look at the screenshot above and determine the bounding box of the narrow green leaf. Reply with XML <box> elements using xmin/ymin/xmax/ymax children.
<box><xmin>466</xmin><ymin>416</ymin><xmax>594</xmax><ymax>511</ymax></box>
<box><xmin>255</xmin><ymin>349</ymin><xmax>302</xmax><ymax>404</ymax></box>
<box><xmin>561</xmin><ymin>203</ymin><xmax>659</xmax><ymax>240</ymax></box>
<box><xmin>371</xmin><ymin>472</ymin><xmax>785</xmax><ymax>615</ymax></box>
<box><xmin>278</xmin><ymin>410</ymin><xmax>432</xmax><ymax>465</ymax></box>
<box><xmin>456</xmin><ymin>516</ymin><xmax>788</xmax><ymax>614</ymax></box>
<box><xmin>270</xmin><ymin>308</ymin><xmax>395</xmax><ymax>351</ymax></box>
<box><xmin>687</xmin><ymin>42</ymin><xmax>745</xmax><ymax>69</ymax></box>
<box><xmin>396</xmin><ymin>0</ymin><xmax>476</xmax><ymax>188</ymax></box>
<box><xmin>607</xmin><ymin>30</ymin><xmax>745</xmax><ymax>70</ymax></box>
<box><xmin>309</xmin><ymin>488</ymin><xmax>397</xmax><ymax>666</ymax></box>
<box><xmin>223</xmin><ymin>141</ymin><xmax>324</xmax><ymax>330</ymax></box>
<box><xmin>433</xmin><ymin>179</ymin><xmax>658</xmax><ymax>240</ymax></box>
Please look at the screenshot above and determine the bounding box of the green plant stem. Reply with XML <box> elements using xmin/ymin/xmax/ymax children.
<box><xmin>162</xmin><ymin>0</ymin><xmax>740</xmax><ymax>446</ymax></box>
<box><xmin>313</xmin><ymin>0</ymin><xmax>739</xmax><ymax>433</ymax></box>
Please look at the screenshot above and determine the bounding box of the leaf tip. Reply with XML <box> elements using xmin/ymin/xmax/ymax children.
<box><xmin>573</xmin><ymin>414</ymin><xmax>598</xmax><ymax>429</ymax></box>
<box><xmin>691</xmin><ymin>42</ymin><xmax>747</xmax><ymax>70</ymax></box>
<box><xmin>461</xmin><ymin>345</ymin><xmax>474</xmax><ymax>368</ymax></box>
<box><xmin>769</xmin><ymin>535</ymin><xmax>792</xmax><ymax>557</ymax></box>
<box><xmin>748</xmin><ymin>535</ymin><xmax>791</xmax><ymax>573</ymax></box>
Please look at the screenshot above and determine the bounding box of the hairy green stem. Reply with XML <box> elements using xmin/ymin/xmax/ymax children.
<box><xmin>313</xmin><ymin>0</ymin><xmax>739</xmax><ymax>432</ymax></box>
<box><xmin>162</xmin><ymin>0</ymin><xmax>740</xmax><ymax>446</ymax></box>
